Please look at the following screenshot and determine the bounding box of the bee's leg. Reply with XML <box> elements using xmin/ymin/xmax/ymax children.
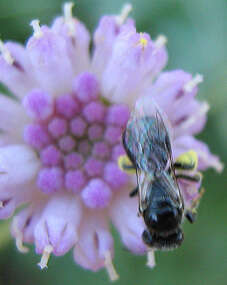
<box><xmin>129</xmin><ymin>186</ymin><xmax>139</xmax><ymax>197</ymax></box>
<box><xmin>185</xmin><ymin>188</ymin><xmax>205</xmax><ymax>224</ymax></box>
<box><xmin>185</xmin><ymin>210</ymin><xmax>197</xmax><ymax>223</ymax></box>
<box><xmin>118</xmin><ymin>155</ymin><xmax>136</xmax><ymax>175</ymax></box>
<box><xmin>175</xmin><ymin>173</ymin><xmax>202</xmax><ymax>183</ymax></box>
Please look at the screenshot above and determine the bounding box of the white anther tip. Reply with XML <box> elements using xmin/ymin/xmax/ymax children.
<box><xmin>146</xmin><ymin>250</ymin><xmax>156</xmax><ymax>268</ymax></box>
<box><xmin>0</xmin><ymin>40</ymin><xmax>14</xmax><ymax>65</ymax></box>
<box><xmin>155</xmin><ymin>35</ymin><xmax>167</xmax><ymax>48</ymax></box>
<box><xmin>104</xmin><ymin>251</ymin><xmax>119</xmax><ymax>282</ymax></box>
<box><xmin>37</xmin><ymin>245</ymin><xmax>53</xmax><ymax>270</ymax></box>
<box><xmin>16</xmin><ymin>239</ymin><xmax>29</xmax><ymax>254</ymax></box>
<box><xmin>30</xmin><ymin>19</ymin><xmax>43</xmax><ymax>39</ymax></box>
<box><xmin>64</xmin><ymin>2</ymin><xmax>74</xmax><ymax>19</ymax></box>
<box><xmin>116</xmin><ymin>3</ymin><xmax>133</xmax><ymax>26</ymax></box>
<box><xmin>184</xmin><ymin>73</ymin><xmax>204</xmax><ymax>92</ymax></box>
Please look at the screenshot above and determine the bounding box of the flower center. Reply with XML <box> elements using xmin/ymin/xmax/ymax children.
<box><xmin>23</xmin><ymin>72</ymin><xmax>130</xmax><ymax>208</ymax></box>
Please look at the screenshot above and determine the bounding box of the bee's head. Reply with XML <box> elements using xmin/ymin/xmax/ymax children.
<box><xmin>142</xmin><ymin>228</ymin><xmax>184</xmax><ymax>250</ymax></box>
<box><xmin>143</xmin><ymin>198</ymin><xmax>183</xmax><ymax>235</ymax></box>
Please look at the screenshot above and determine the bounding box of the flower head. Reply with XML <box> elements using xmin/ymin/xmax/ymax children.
<box><xmin>0</xmin><ymin>2</ymin><xmax>223</xmax><ymax>281</ymax></box>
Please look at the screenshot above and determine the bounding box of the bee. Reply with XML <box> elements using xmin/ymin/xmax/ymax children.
<box><xmin>120</xmin><ymin>98</ymin><xmax>201</xmax><ymax>250</ymax></box>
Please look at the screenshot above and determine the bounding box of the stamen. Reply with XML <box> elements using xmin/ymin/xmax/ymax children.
<box><xmin>38</xmin><ymin>244</ymin><xmax>53</xmax><ymax>269</ymax></box>
<box><xmin>116</xmin><ymin>3</ymin><xmax>132</xmax><ymax>26</ymax></box>
<box><xmin>183</xmin><ymin>74</ymin><xmax>203</xmax><ymax>93</ymax></box>
<box><xmin>104</xmin><ymin>251</ymin><xmax>119</xmax><ymax>281</ymax></box>
<box><xmin>155</xmin><ymin>35</ymin><xmax>167</xmax><ymax>49</ymax></box>
<box><xmin>180</xmin><ymin>102</ymin><xmax>209</xmax><ymax>130</ymax></box>
<box><xmin>0</xmin><ymin>40</ymin><xmax>14</xmax><ymax>65</ymax></box>
<box><xmin>63</xmin><ymin>2</ymin><xmax>75</xmax><ymax>36</ymax></box>
<box><xmin>146</xmin><ymin>250</ymin><xmax>156</xmax><ymax>268</ymax></box>
<box><xmin>30</xmin><ymin>20</ymin><xmax>43</xmax><ymax>39</ymax></box>
<box><xmin>12</xmin><ymin>217</ymin><xmax>29</xmax><ymax>253</ymax></box>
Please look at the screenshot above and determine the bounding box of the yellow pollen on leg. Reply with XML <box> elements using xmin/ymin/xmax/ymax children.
<box><xmin>115</xmin><ymin>3</ymin><xmax>132</xmax><ymax>26</ymax></box>
<box><xmin>154</xmin><ymin>35</ymin><xmax>167</xmax><ymax>49</ymax></box>
<box><xmin>30</xmin><ymin>19</ymin><xmax>43</xmax><ymax>39</ymax></box>
<box><xmin>104</xmin><ymin>251</ymin><xmax>119</xmax><ymax>282</ymax></box>
<box><xmin>38</xmin><ymin>244</ymin><xmax>53</xmax><ymax>270</ymax></box>
<box><xmin>146</xmin><ymin>250</ymin><xmax>156</xmax><ymax>268</ymax></box>
<box><xmin>118</xmin><ymin>155</ymin><xmax>136</xmax><ymax>174</ymax></box>
<box><xmin>0</xmin><ymin>40</ymin><xmax>14</xmax><ymax>65</ymax></box>
<box><xmin>176</xmin><ymin>150</ymin><xmax>198</xmax><ymax>171</ymax></box>
<box><xmin>183</xmin><ymin>73</ymin><xmax>203</xmax><ymax>92</ymax></box>
<box><xmin>12</xmin><ymin>217</ymin><xmax>29</xmax><ymax>253</ymax></box>
<box><xmin>63</xmin><ymin>2</ymin><xmax>76</xmax><ymax>36</ymax></box>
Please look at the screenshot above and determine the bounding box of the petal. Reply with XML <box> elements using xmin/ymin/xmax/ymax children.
<box><xmin>34</xmin><ymin>193</ymin><xmax>82</xmax><ymax>256</ymax></box>
<box><xmin>11</xmin><ymin>200</ymin><xmax>45</xmax><ymax>245</ymax></box>
<box><xmin>101</xmin><ymin>30</ymin><xmax>167</xmax><ymax>106</ymax></box>
<box><xmin>174</xmin><ymin>101</ymin><xmax>209</xmax><ymax>137</ymax></box>
<box><xmin>27</xmin><ymin>24</ymin><xmax>74</xmax><ymax>95</ymax></box>
<box><xmin>0</xmin><ymin>144</ymin><xmax>40</xmax><ymax>188</ymax></box>
<box><xmin>0</xmin><ymin>42</ymin><xmax>37</xmax><ymax>98</ymax></box>
<box><xmin>0</xmin><ymin>183</ymin><xmax>39</xmax><ymax>219</ymax></box>
<box><xmin>144</xmin><ymin>70</ymin><xmax>207</xmax><ymax>136</ymax></box>
<box><xmin>91</xmin><ymin>15</ymin><xmax>135</xmax><ymax>79</ymax></box>
<box><xmin>74</xmin><ymin>211</ymin><xmax>113</xmax><ymax>272</ymax></box>
<box><xmin>110</xmin><ymin>191</ymin><xmax>146</xmax><ymax>254</ymax></box>
<box><xmin>0</xmin><ymin>94</ymin><xmax>28</xmax><ymax>139</ymax></box>
<box><xmin>145</xmin><ymin>70</ymin><xmax>195</xmax><ymax>110</ymax></box>
<box><xmin>173</xmin><ymin>135</ymin><xmax>223</xmax><ymax>172</ymax></box>
<box><xmin>52</xmin><ymin>15</ymin><xmax>90</xmax><ymax>75</ymax></box>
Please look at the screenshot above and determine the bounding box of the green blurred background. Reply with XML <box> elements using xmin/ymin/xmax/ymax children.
<box><xmin>0</xmin><ymin>0</ymin><xmax>226</xmax><ymax>284</ymax></box>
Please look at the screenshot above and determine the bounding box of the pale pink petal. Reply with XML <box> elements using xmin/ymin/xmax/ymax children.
<box><xmin>74</xmin><ymin>211</ymin><xmax>113</xmax><ymax>271</ymax></box>
<box><xmin>110</xmin><ymin>191</ymin><xmax>146</xmax><ymax>254</ymax></box>
<box><xmin>52</xmin><ymin>14</ymin><xmax>90</xmax><ymax>75</ymax></box>
<box><xmin>34</xmin><ymin>193</ymin><xmax>82</xmax><ymax>256</ymax></box>
<box><xmin>27</xmin><ymin>24</ymin><xmax>74</xmax><ymax>96</ymax></box>
<box><xmin>0</xmin><ymin>144</ymin><xmax>40</xmax><ymax>188</ymax></box>
<box><xmin>0</xmin><ymin>42</ymin><xmax>37</xmax><ymax>98</ymax></box>
<box><xmin>0</xmin><ymin>94</ymin><xmax>28</xmax><ymax>139</ymax></box>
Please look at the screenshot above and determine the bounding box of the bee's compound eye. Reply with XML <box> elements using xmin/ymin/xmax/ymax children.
<box><xmin>142</xmin><ymin>230</ymin><xmax>153</xmax><ymax>247</ymax></box>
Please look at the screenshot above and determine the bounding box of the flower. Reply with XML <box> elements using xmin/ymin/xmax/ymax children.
<box><xmin>0</xmin><ymin>2</ymin><xmax>223</xmax><ymax>281</ymax></box>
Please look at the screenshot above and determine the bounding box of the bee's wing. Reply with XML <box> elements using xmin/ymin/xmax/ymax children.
<box><xmin>136</xmin><ymin>169</ymin><xmax>154</xmax><ymax>213</ymax></box>
<box><xmin>125</xmin><ymin>96</ymin><xmax>173</xmax><ymax>174</ymax></box>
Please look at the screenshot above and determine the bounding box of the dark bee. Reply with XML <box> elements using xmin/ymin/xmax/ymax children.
<box><xmin>121</xmin><ymin>99</ymin><xmax>200</xmax><ymax>250</ymax></box>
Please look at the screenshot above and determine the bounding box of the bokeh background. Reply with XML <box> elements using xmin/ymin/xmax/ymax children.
<box><xmin>0</xmin><ymin>0</ymin><xmax>226</xmax><ymax>284</ymax></box>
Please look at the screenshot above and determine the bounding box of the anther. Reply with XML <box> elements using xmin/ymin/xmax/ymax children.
<box><xmin>63</xmin><ymin>2</ymin><xmax>75</xmax><ymax>36</ymax></box>
<box><xmin>138</xmin><ymin>33</ymin><xmax>148</xmax><ymax>49</ymax></box>
<box><xmin>104</xmin><ymin>251</ymin><xmax>119</xmax><ymax>281</ymax></box>
<box><xmin>38</xmin><ymin>244</ymin><xmax>53</xmax><ymax>269</ymax></box>
<box><xmin>180</xmin><ymin>102</ymin><xmax>209</xmax><ymax>130</ymax></box>
<box><xmin>183</xmin><ymin>74</ymin><xmax>203</xmax><ymax>93</ymax></box>
<box><xmin>30</xmin><ymin>20</ymin><xmax>43</xmax><ymax>39</ymax></box>
<box><xmin>116</xmin><ymin>3</ymin><xmax>132</xmax><ymax>26</ymax></box>
<box><xmin>146</xmin><ymin>250</ymin><xmax>156</xmax><ymax>268</ymax></box>
<box><xmin>0</xmin><ymin>40</ymin><xmax>14</xmax><ymax>65</ymax></box>
<box><xmin>12</xmin><ymin>217</ymin><xmax>29</xmax><ymax>253</ymax></box>
<box><xmin>154</xmin><ymin>35</ymin><xmax>167</xmax><ymax>49</ymax></box>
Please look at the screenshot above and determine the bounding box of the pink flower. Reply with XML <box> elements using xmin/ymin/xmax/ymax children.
<box><xmin>0</xmin><ymin>2</ymin><xmax>222</xmax><ymax>281</ymax></box>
